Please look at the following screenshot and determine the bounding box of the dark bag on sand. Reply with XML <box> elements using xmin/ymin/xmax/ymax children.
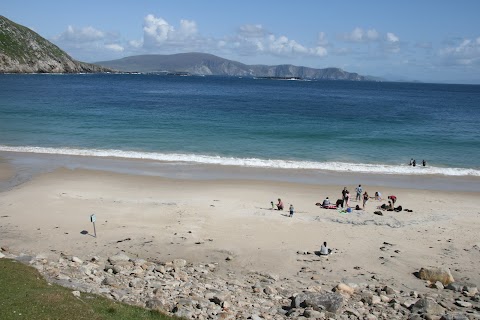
<box><xmin>374</xmin><ymin>211</ymin><xmax>383</xmax><ymax>216</ymax></box>
<box><xmin>355</xmin><ymin>205</ymin><xmax>361</xmax><ymax>210</ymax></box>
<box><xmin>394</xmin><ymin>205</ymin><xmax>403</xmax><ymax>212</ymax></box>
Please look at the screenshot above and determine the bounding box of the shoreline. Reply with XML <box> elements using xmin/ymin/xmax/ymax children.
<box><xmin>1</xmin><ymin>151</ymin><xmax>480</xmax><ymax>192</ymax></box>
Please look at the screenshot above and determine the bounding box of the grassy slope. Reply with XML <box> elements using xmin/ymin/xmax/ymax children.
<box><xmin>0</xmin><ymin>258</ymin><xmax>180</xmax><ymax>320</ymax></box>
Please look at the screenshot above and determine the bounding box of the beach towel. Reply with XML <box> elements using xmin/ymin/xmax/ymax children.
<box><xmin>323</xmin><ymin>205</ymin><xmax>337</xmax><ymax>209</ymax></box>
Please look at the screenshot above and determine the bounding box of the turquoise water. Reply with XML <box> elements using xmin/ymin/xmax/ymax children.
<box><xmin>0</xmin><ymin>74</ymin><xmax>479</xmax><ymax>176</ymax></box>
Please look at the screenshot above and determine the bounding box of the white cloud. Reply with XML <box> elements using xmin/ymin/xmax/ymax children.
<box><xmin>230</xmin><ymin>24</ymin><xmax>327</xmax><ymax>58</ymax></box>
<box><xmin>386</xmin><ymin>32</ymin><xmax>399</xmax><ymax>43</ymax></box>
<box><xmin>105</xmin><ymin>44</ymin><xmax>124</xmax><ymax>52</ymax></box>
<box><xmin>343</xmin><ymin>27</ymin><xmax>379</xmax><ymax>42</ymax></box>
<box><xmin>55</xmin><ymin>25</ymin><xmax>105</xmax><ymax>43</ymax></box>
<box><xmin>141</xmin><ymin>14</ymin><xmax>199</xmax><ymax>48</ymax></box>
<box><xmin>439</xmin><ymin>37</ymin><xmax>480</xmax><ymax>65</ymax></box>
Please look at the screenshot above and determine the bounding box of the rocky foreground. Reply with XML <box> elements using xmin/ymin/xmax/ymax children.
<box><xmin>1</xmin><ymin>247</ymin><xmax>478</xmax><ymax>320</ymax></box>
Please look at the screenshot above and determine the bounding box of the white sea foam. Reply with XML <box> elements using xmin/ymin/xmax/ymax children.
<box><xmin>1</xmin><ymin>145</ymin><xmax>479</xmax><ymax>177</ymax></box>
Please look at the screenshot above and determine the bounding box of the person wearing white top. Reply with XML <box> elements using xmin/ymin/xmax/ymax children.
<box><xmin>320</xmin><ymin>242</ymin><xmax>330</xmax><ymax>255</ymax></box>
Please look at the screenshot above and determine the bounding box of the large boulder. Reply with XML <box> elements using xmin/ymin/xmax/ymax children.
<box><xmin>418</xmin><ymin>267</ymin><xmax>454</xmax><ymax>285</ymax></box>
<box><xmin>292</xmin><ymin>291</ymin><xmax>344</xmax><ymax>313</ymax></box>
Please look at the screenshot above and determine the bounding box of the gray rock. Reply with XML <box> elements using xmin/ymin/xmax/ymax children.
<box><xmin>15</xmin><ymin>254</ymin><xmax>34</xmax><ymax>264</ymax></box>
<box><xmin>0</xmin><ymin>252</ymin><xmax>6</xmax><ymax>259</ymax></box>
<box><xmin>455</xmin><ymin>300</ymin><xmax>472</xmax><ymax>308</ymax></box>
<box><xmin>293</xmin><ymin>291</ymin><xmax>344</xmax><ymax>313</ymax></box>
<box><xmin>108</xmin><ymin>252</ymin><xmax>131</xmax><ymax>264</ymax></box>
<box><xmin>145</xmin><ymin>299</ymin><xmax>168</xmax><ymax>312</ymax></box>
<box><xmin>72</xmin><ymin>290</ymin><xmax>81</xmax><ymax>297</ymax></box>
<box><xmin>440</xmin><ymin>313</ymin><xmax>470</xmax><ymax>320</ymax></box>
<box><xmin>303</xmin><ymin>309</ymin><xmax>325</xmax><ymax>318</ymax></box>
<box><xmin>410</xmin><ymin>297</ymin><xmax>445</xmax><ymax>316</ymax></box>
<box><xmin>212</xmin><ymin>292</ymin><xmax>230</xmax><ymax>305</ymax></box>
<box><xmin>434</xmin><ymin>281</ymin><xmax>444</xmax><ymax>289</ymax></box>
<box><xmin>71</xmin><ymin>256</ymin><xmax>83</xmax><ymax>264</ymax></box>
<box><xmin>173</xmin><ymin>259</ymin><xmax>186</xmax><ymax>270</ymax></box>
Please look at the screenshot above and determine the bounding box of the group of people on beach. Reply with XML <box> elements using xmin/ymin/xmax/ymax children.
<box><xmin>410</xmin><ymin>158</ymin><xmax>426</xmax><ymax>167</ymax></box>
<box><xmin>271</xmin><ymin>199</ymin><xmax>294</xmax><ymax>217</ymax></box>
<box><xmin>318</xmin><ymin>185</ymin><xmax>397</xmax><ymax>212</ymax></box>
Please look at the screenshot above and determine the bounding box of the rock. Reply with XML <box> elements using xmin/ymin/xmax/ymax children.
<box><xmin>361</xmin><ymin>293</ymin><xmax>381</xmax><ymax>305</ymax></box>
<box><xmin>71</xmin><ymin>256</ymin><xmax>83</xmax><ymax>264</ymax></box>
<box><xmin>72</xmin><ymin>290</ymin><xmax>81</xmax><ymax>298</ymax></box>
<box><xmin>455</xmin><ymin>300</ymin><xmax>472</xmax><ymax>308</ymax></box>
<box><xmin>303</xmin><ymin>309</ymin><xmax>325</xmax><ymax>318</ymax></box>
<box><xmin>410</xmin><ymin>297</ymin><xmax>445</xmax><ymax>316</ymax></box>
<box><xmin>0</xmin><ymin>252</ymin><xmax>5</xmax><ymax>259</ymax></box>
<box><xmin>212</xmin><ymin>292</ymin><xmax>230</xmax><ymax>305</ymax></box>
<box><xmin>145</xmin><ymin>299</ymin><xmax>168</xmax><ymax>312</ymax></box>
<box><xmin>173</xmin><ymin>259</ymin><xmax>186</xmax><ymax>270</ymax></box>
<box><xmin>433</xmin><ymin>281</ymin><xmax>444</xmax><ymax>290</ymax></box>
<box><xmin>446</xmin><ymin>282</ymin><xmax>478</xmax><ymax>295</ymax></box>
<box><xmin>108</xmin><ymin>252</ymin><xmax>131</xmax><ymax>264</ymax></box>
<box><xmin>418</xmin><ymin>267</ymin><xmax>455</xmax><ymax>285</ymax></box>
<box><xmin>1</xmin><ymin>246</ymin><xmax>9</xmax><ymax>252</ymax></box>
<box><xmin>293</xmin><ymin>291</ymin><xmax>344</xmax><ymax>313</ymax></box>
<box><xmin>336</xmin><ymin>283</ymin><xmax>354</xmax><ymax>295</ymax></box>
<box><xmin>226</xmin><ymin>256</ymin><xmax>233</xmax><ymax>261</ymax></box>
<box><xmin>440</xmin><ymin>313</ymin><xmax>469</xmax><ymax>320</ymax></box>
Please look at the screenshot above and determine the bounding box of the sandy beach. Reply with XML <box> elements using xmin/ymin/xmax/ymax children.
<box><xmin>1</xmin><ymin>154</ymin><xmax>480</xmax><ymax>296</ymax></box>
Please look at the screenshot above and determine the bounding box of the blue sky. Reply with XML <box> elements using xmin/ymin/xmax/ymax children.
<box><xmin>2</xmin><ymin>1</ymin><xmax>480</xmax><ymax>83</ymax></box>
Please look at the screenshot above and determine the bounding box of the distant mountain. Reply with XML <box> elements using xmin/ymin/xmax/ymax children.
<box><xmin>97</xmin><ymin>53</ymin><xmax>368</xmax><ymax>81</ymax></box>
<box><xmin>0</xmin><ymin>15</ymin><xmax>111</xmax><ymax>73</ymax></box>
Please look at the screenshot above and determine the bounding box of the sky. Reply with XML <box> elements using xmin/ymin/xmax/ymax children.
<box><xmin>2</xmin><ymin>1</ymin><xmax>480</xmax><ymax>83</ymax></box>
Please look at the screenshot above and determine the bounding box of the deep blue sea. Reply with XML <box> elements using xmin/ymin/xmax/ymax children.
<box><xmin>1</xmin><ymin>74</ymin><xmax>479</xmax><ymax>176</ymax></box>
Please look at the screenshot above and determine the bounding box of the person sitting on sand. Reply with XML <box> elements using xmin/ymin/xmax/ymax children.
<box><xmin>374</xmin><ymin>191</ymin><xmax>382</xmax><ymax>201</ymax></box>
<box><xmin>276</xmin><ymin>198</ymin><xmax>284</xmax><ymax>210</ymax></box>
<box><xmin>320</xmin><ymin>242</ymin><xmax>332</xmax><ymax>255</ymax></box>
<box><xmin>322</xmin><ymin>197</ymin><xmax>331</xmax><ymax>207</ymax></box>
<box><xmin>380</xmin><ymin>201</ymin><xmax>393</xmax><ymax>211</ymax></box>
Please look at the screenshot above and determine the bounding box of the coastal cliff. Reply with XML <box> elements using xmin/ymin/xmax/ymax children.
<box><xmin>97</xmin><ymin>53</ymin><xmax>367</xmax><ymax>81</ymax></box>
<box><xmin>0</xmin><ymin>15</ymin><xmax>111</xmax><ymax>73</ymax></box>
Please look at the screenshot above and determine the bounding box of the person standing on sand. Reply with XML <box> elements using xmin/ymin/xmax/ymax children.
<box><xmin>345</xmin><ymin>190</ymin><xmax>351</xmax><ymax>207</ymax></box>
<box><xmin>342</xmin><ymin>187</ymin><xmax>347</xmax><ymax>206</ymax></box>
<box><xmin>355</xmin><ymin>184</ymin><xmax>363</xmax><ymax>201</ymax></box>
<box><xmin>276</xmin><ymin>198</ymin><xmax>284</xmax><ymax>210</ymax></box>
<box><xmin>289</xmin><ymin>204</ymin><xmax>294</xmax><ymax>217</ymax></box>
<box><xmin>363</xmin><ymin>191</ymin><xmax>369</xmax><ymax>209</ymax></box>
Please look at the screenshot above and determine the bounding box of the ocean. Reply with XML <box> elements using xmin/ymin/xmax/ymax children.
<box><xmin>1</xmin><ymin>74</ymin><xmax>479</xmax><ymax>177</ymax></box>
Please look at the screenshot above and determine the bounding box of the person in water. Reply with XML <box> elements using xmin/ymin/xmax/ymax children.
<box><xmin>422</xmin><ymin>159</ymin><xmax>426</xmax><ymax>167</ymax></box>
<box><xmin>412</xmin><ymin>159</ymin><xmax>416</xmax><ymax>167</ymax></box>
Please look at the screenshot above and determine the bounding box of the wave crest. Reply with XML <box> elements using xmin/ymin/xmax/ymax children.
<box><xmin>0</xmin><ymin>145</ymin><xmax>478</xmax><ymax>177</ymax></box>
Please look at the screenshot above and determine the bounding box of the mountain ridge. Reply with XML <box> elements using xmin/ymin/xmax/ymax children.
<box><xmin>97</xmin><ymin>52</ymin><xmax>370</xmax><ymax>81</ymax></box>
<box><xmin>0</xmin><ymin>15</ymin><xmax>111</xmax><ymax>73</ymax></box>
